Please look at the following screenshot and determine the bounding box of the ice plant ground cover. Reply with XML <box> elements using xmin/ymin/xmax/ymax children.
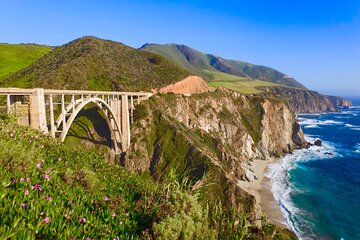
<box><xmin>0</xmin><ymin>114</ymin><xmax>295</xmax><ymax>239</ymax></box>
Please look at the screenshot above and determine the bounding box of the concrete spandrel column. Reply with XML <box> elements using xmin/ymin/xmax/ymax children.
<box><xmin>121</xmin><ymin>95</ymin><xmax>130</xmax><ymax>151</ymax></box>
<box><xmin>29</xmin><ymin>88</ymin><xmax>48</xmax><ymax>134</ymax></box>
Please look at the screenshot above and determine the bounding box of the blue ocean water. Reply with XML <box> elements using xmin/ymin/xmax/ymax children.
<box><xmin>268</xmin><ymin>100</ymin><xmax>360</xmax><ymax>240</ymax></box>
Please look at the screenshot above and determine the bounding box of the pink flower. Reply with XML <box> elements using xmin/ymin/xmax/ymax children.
<box><xmin>31</xmin><ymin>186</ymin><xmax>35</xmax><ymax>190</ymax></box>
<box><xmin>36</xmin><ymin>162</ymin><xmax>41</xmax><ymax>169</ymax></box>
<box><xmin>20</xmin><ymin>178</ymin><xmax>24</xmax><ymax>182</ymax></box>
<box><xmin>86</xmin><ymin>238</ymin><xmax>92</xmax><ymax>240</ymax></box>
<box><xmin>46</xmin><ymin>196</ymin><xmax>52</xmax><ymax>201</ymax></box>
<box><xmin>26</xmin><ymin>178</ymin><xmax>30</xmax><ymax>182</ymax></box>
<box><xmin>79</xmin><ymin>217</ymin><xmax>86</xmax><ymax>223</ymax></box>
<box><xmin>125</xmin><ymin>212</ymin><xmax>129</xmax><ymax>216</ymax></box>
<box><xmin>111</xmin><ymin>212</ymin><xmax>116</xmax><ymax>217</ymax></box>
<box><xmin>25</xmin><ymin>190</ymin><xmax>29</xmax><ymax>195</ymax></box>
<box><xmin>21</xmin><ymin>202</ymin><xmax>27</xmax><ymax>208</ymax></box>
<box><xmin>43</xmin><ymin>217</ymin><xmax>50</xmax><ymax>223</ymax></box>
<box><xmin>41</xmin><ymin>159</ymin><xmax>45</xmax><ymax>163</ymax></box>
<box><xmin>44</xmin><ymin>174</ymin><xmax>50</xmax><ymax>181</ymax></box>
<box><xmin>119</xmin><ymin>221</ymin><xmax>123</xmax><ymax>225</ymax></box>
<box><xmin>113</xmin><ymin>237</ymin><xmax>120</xmax><ymax>240</ymax></box>
<box><xmin>104</xmin><ymin>196</ymin><xmax>109</xmax><ymax>201</ymax></box>
<box><xmin>34</xmin><ymin>183</ymin><xmax>42</xmax><ymax>191</ymax></box>
<box><xmin>9</xmin><ymin>133</ymin><xmax>14</xmax><ymax>138</ymax></box>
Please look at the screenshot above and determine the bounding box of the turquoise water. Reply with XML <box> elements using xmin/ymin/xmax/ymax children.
<box><xmin>268</xmin><ymin>100</ymin><xmax>360</xmax><ymax>240</ymax></box>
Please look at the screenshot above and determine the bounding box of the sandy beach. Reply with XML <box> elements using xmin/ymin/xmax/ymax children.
<box><xmin>238</xmin><ymin>158</ymin><xmax>287</xmax><ymax>228</ymax></box>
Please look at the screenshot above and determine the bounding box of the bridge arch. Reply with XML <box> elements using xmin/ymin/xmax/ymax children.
<box><xmin>59</xmin><ymin>97</ymin><xmax>125</xmax><ymax>153</ymax></box>
<box><xmin>0</xmin><ymin>88</ymin><xmax>153</xmax><ymax>154</ymax></box>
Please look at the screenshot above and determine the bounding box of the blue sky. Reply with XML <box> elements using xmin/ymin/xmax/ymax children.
<box><xmin>1</xmin><ymin>0</ymin><xmax>359</xmax><ymax>96</ymax></box>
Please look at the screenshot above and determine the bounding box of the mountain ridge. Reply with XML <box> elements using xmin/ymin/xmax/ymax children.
<box><xmin>140</xmin><ymin>43</ymin><xmax>307</xmax><ymax>90</ymax></box>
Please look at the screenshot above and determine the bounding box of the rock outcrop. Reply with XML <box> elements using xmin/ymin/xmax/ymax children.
<box><xmin>327</xmin><ymin>95</ymin><xmax>352</xmax><ymax>108</ymax></box>
<box><xmin>125</xmin><ymin>87</ymin><xmax>306</xmax><ymax>215</ymax></box>
<box><xmin>258</xmin><ymin>86</ymin><xmax>337</xmax><ymax>113</ymax></box>
<box><xmin>153</xmin><ymin>75</ymin><xmax>209</xmax><ymax>94</ymax></box>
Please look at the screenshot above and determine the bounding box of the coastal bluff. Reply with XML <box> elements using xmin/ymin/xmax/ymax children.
<box><xmin>125</xmin><ymin>87</ymin><xmax>306</xmax><ymax>219</ymax></box>
<box><xmin>257</xmin><ymin>86</ymin><xmax>344</xmax><ymax>113</ymax></box>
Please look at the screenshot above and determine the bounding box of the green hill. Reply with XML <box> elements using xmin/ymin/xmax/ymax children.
<box><xmin>0</xmin><ymin>43</ymin><xmax>51</xmax><ymax>80</ymax></box>
<box><xmin>1</xmin><ymin>37</ymin><xmax>191</xmax><ymax>91</ymax></box>
<box><xmin>140</xmin><ymin>43</ymin><xmax>307</xmax><ymax>93</ymax></box>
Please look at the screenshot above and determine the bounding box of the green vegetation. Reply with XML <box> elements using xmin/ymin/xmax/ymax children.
<box><xmin>205</xmin><ymin>70</ymin><xmax>280</xmax><ymax>94</ymax></box>
<box><xmin>0</xmin><ymin>43</ymin><xmax>51</xmax><ymax>80</ymax></box>
<box><xmin>0</xmin><ymin>115</ymin><xmax>296</xmax><ymax>239</ymax></box>
<box><xmin>141</xmin><ymin>43</ymin><xmax>307</xmax><ymax>92</ymax></box>
<box><xmin>63</xmin><ymin>104</ymin><xmax>112</xmax><ymax>155</ymax></box>
<box><xmin>1</xmin><ymin>37</ymin><xmax>191</xmax><ymax>91</ymax></box>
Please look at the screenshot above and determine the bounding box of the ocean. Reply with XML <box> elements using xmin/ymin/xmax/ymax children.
<box><xmin>267</xmin><ymin>99</ymin><xmax>360</xmax><ymax>240</ymax></box>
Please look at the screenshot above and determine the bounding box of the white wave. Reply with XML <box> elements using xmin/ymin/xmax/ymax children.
<box><xmin>345</xmin><ymin>124</ymin><xmax>360</xmax><ymax>131</ymax></box>
<box><xmin>304</xmin><ymin>124</ymin><xmax>318</xmax><ymax>129</ymax></box>
<box><xmin>299</xmin><ymin>119</ymin><xmax>344</xmax><ymax>128</ymax></box>
<box><xmin>350</xmin><ymin>106</ymin><xmax>360</xmax><ymax>109</ymax></box>
<box><xmin>266</xmin><ymin>144</ymin><xmax>337</xmax><ymax>239</ymax></box>
<box><xmin>334</xmin><ymin>116</ymin><xmax>350</xmax><ymax>119</ymax></box>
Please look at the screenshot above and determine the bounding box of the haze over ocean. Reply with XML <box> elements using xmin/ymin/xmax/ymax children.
<box><xmin>0</xmin><ymin>0</ymin><xmax>359</xmax><ymax>96</ymax></box>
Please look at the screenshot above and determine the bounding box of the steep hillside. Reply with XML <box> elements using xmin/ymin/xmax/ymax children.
<box><xmin>0</xmin><ymin>43</ymin><xmax>51</xmax><ymax>80</ymax></box>
<box><xmin>2</xmin><ymin>37</ymin><xmax>191</xmax><ymax>91</ymax></box>
<box><xmin>126</xmin><ymin>88</ymin><xmax>305</xmax><ymax>219</ymax></box>
<box><xmin>0</xmin><ymin>112</ymin><xmax>297</xmax><ymax>239</ymax></box>
<box><xmin>140</xmin><ymin>43</ymin><xmax>306</xmax><ymax>90</ymax></box>
<box><xmin>258</xmin><ymin>86</ymin><xmax>337</xmax><ymax>113</ymax></box>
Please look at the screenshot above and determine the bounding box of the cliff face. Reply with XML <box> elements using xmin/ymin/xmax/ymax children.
<box><xmin>327</xmin><ymin>95</ymin><xmax>352</xmax><ymax>108</ymax></box>
<box><xmin>125</xmin><ymin>88</ymin><xmax>305</xmax><ymax>214</ymax></box>
<box><xmin>258</xmin><ymin>86</ymin><xmax>337</xmax><ymax>113</ymax></box>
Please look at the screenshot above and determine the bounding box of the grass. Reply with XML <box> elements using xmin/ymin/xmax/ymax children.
<box><xmin>205</xmin><ymin>70</ymin><xmax>281</xmax><ymax>94</ymax></box>
<box><xmin>141</xmin><ymin>43</ymin><xmax>306</xmax><ymax>91</ymax></box>
<box><xmin>0</xmin><ymin>114</ymin><xmax>296</xmax><ymax>239</ymax></box>
<box><xmin>0</xmin><ymin>43</ymin><xmax>51</xmax><ymax>80</ymax></box>
<box><xmin>1</xmin><ymin>37</ymin><xmax>191</xmax><ymax>91</ymax></box>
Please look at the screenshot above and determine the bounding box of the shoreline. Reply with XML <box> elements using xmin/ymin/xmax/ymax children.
<box><xmin>238</xmin><ymin>158</ymin><xmax>287</xmax><ymax>228</ymax></box>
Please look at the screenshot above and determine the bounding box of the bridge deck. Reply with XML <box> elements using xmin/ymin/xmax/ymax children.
<box><xmin>0</xmin><ymin>88</ymin><xmax>152</xmax><ymax>97</ymax></box>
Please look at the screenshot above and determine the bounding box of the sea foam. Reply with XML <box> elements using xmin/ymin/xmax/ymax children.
<box><xmin>266</xmin><ymin>137</ymin><xmax>337</xmax><ymax>239</ymax></box>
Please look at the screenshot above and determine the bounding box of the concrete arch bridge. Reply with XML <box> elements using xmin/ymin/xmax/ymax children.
<box><xmin>0</xmin><ymin>88</ymin><xmax>152</xmax><ymax>154</ymax></box>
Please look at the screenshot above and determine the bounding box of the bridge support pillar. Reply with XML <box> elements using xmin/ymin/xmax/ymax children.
<box><xmin>29</xmin><ymin>88</ymin><xmax>48</xmax><ymax>134</ymax></box>
<box><xmin>109</xmin><ymin>98</ymin><xmax>122</xmax><ymax>154</ymax></box>
<box><xmin>121</xmin><ymin>95</ymin><xmax>130</xmax><ymax>151</ymax></box>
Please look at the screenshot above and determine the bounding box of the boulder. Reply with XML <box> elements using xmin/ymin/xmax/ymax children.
<box><xmin>314</xmin><ymin>139</ymin><xmax>322</xmax><ymax>147</ymax></box>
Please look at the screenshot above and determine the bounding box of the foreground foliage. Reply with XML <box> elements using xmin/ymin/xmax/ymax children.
<box><xmin>0</xmin><ymin>115</ymin><xmax>295</xmax><ymax>239</ymax></box>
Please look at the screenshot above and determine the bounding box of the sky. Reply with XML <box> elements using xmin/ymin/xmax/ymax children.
<box><xmin>1</xmin><ymin>0</ymin><xmax>360</xmax><ymax>97</ymax></box>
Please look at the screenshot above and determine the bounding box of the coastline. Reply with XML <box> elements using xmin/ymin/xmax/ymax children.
<box><xmin>238</xmin><ymin>158</ymin><xmax>287</xmax><ymax>228</ymax></box>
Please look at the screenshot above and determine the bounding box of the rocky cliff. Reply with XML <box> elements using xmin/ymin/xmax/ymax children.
<box><xmin>327</xmin><ymin>95</ymin><xmax>352</xmax><ymax>108</ymax></box>
<box><xmin>125</xmin><ymin>87</ymin><xmax>306</xmax><ymax>215</ymax></box>
<box><xmin>258</xmin><ymin>86</ymin><xmax>337</xmax><ymax>113</ymax></box>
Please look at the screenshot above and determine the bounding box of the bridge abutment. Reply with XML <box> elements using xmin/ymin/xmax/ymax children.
<box><xmin>29</xmin><ymin>88</ymin><xmax>48</xmax><ymax>134</ymax></box>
